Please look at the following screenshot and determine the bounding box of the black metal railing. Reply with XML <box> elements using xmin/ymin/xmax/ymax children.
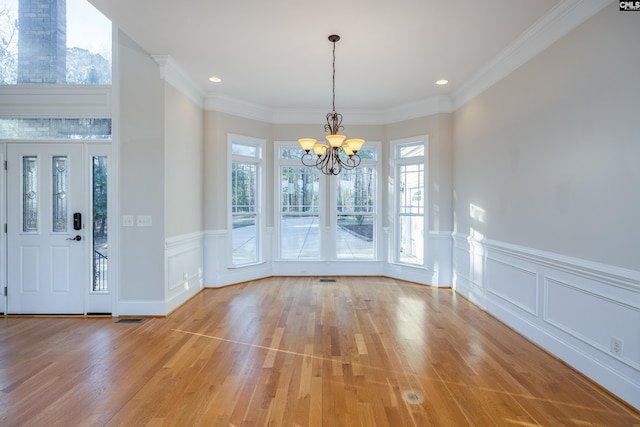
<box><xmin>93</xmin><ymin>250</ymin><xmax>108</xmax><ymax>292</ymax></box>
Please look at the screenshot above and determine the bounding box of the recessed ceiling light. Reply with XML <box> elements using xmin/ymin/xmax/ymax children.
<box><xmin>436</xmin><ymin>79</ymin><xmax>448</xmax><ymax>85</ymax></box>
<box><xmin>209</xmin><ymin>76</ymin><xmax>222</xmax><ymax>83</ymax></box>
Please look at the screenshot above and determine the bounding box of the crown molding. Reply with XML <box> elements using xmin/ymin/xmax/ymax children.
<box><xmin>153</xmin><ymin>0</ymin><xmax>612</xmax><ymax>123</ymax></box>
<box><xmin>452</xmin><ymin>0</ymin><xmax>612</xmax><ymax>110</ymax></box>
<box><xmin>271</xmin><ymin>108</ymin><xmax>386</xmax><ymax>125</ymax></box>
<box><xmin>152</xmin><ymin>54</ymin><xmax>205</xmax><ymax>109</ymax></box>
<box><xmin>204</xmin><ymin>94</ymin><xmax>275</xmax><ymax>123</ymax></box>
<box><xmin>205</xmin><ymin>95</ymin><xmax>453</xmax><ymax>125</ymax></box>
<box><xmin>383</xmin><ymin>96</ymin><xmax>453</xmax><ymax>124</ymax></box>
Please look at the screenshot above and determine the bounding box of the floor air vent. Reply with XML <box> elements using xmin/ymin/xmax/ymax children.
<box><xmin>115</xmin><ymin>318</ymin><xmax>145</xmax><ymax>324</ymax></box>
<box><xmin>319</xmin><ymin>279</ymin><xmax>337</xmax><ymax>282</ymax></box>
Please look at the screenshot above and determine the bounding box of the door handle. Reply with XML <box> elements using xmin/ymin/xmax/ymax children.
<box><xmin>66</xmin><ymin>235</ymin><xmax>82</xmax><ymax>241</ymax></box>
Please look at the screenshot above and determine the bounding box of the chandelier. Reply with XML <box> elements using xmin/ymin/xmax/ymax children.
<box><xmin>298</xmin><ymin>35</ymin><xmax>365</xmax><ymax>176</ymax></box>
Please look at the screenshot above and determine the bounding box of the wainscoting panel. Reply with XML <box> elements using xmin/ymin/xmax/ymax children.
<box><xmin>205</xmin><ymin>229</ymin><xmax>453</xmax><ymax>288</ymax></box>
<box><xmin>452</xmin><ymin>237</ymin><xmax>485</xmax><ymax>307</ymax></box>
<box><xmin>204</xmin><ymin>229</ymin><xmax>272</xmax><ymax>287</ymax></box>
<box><xmin>486</xmin><ymin>258</ymin><xmax>538</xmax><ymax>316</ymax></box>
<box><xmin>165</xmin><ymin>232</ymin><xmax>204</xmax><ymax>313</ymax></box>
<box><xmin>544</xmin><ymin>276</ymin><xmax>640</xmax><ymax>371</ymax></box>
<box><xmin>427</xmin><ymin>231</ymin><xmax>453</xmax><ymax>286</ymax></box>
<box><xmin>452</xmin><ymin>233</ymin><xmax>640</xmax><ymax>410</ymax></box>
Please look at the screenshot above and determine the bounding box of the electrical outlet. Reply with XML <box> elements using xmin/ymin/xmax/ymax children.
<box><xmin>611</xmin><ymin>337</ymin><xmax>623</xmax><ymax>356</ymax></box>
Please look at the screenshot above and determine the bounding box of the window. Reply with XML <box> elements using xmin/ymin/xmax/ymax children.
<box><xmin>276</xmin><ymin>142</ymin><xmax>379</xmax><ymax>261</ymax></box>
<box><xmin>0</xmin><ymin>0</ymin><xmax>112</xmax><ymax>85</ymax></box>
<box><xmin>278</xmin><ymin>146</ymin><xmax>321</xmax><ymax>259</ymax></box>
<box><xmin>393</xmin><ymin>138</ymin><xmax>427</xmax><ymax>266</ymax></box>
<box><xmin>335</xmin><ymin>147</ymin><xmax>377</xmax><ymax>259</ymax></box>
<box><xmin>0</xmin><ymin>118</ymin><xmax>112</xmax><ymax>140</ymax></box>
<box><xmin>229</xmin><ymin>135</ymin><xmax>264</xmax><ymax>266</ymax></box>
<box><xmin>92</xmin><ymin>155</ymin><xmax>108</xmax><ymax>292</ymax></box>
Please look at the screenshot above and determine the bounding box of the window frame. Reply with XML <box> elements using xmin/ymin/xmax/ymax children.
<box><xmin>275</xmin><ymin>140</ymin><xmax>381</xmax><ymax>262</ymax></box>
<box><xmin>331</xmin><ymin>142</ymin><xmax>380</xmax><ymax>261</ymax></box>
<box><xmin>275</xmin><ymin>141</ymin><xmax>324</xmax><ymax>261</ymax></box>
<box><xmin>391</xmin><ymin>136</ymin><xmax>428</xmax><ymax>267</ymax></box>
<box><xmin>228</xmin><ymin>134</ymin><xmax>265</xmax><ymax>267</ymax></box>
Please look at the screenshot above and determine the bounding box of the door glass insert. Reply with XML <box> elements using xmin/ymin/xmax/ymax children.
<box><xmin>22</xmin><ymin>156</ymin><xmax>38</xmax><ymax>232</ymax></box>
<box><xmin>92</xmin><ymin>156</ymin><xmax>108</xmax><ymax>292</ymax></box>
<box><xmin>52</xmin><ymin>156</ymin><xmax>68</xmax><ymax>232</ymax></box>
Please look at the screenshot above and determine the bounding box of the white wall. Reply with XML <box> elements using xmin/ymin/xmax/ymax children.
<box><xmin>118</xmin><ymin>34</ymin><xmax>208</xmax><ymax>314</ymax></box>
<box><xmin>164</xmin><ymin>83</ymin><xmax>203</xmax><ymax>238</ymax></box>
<box><xmin>163</xmin><ymin>83</ymin><xmax>205</xmax><ymax>312</ymax></box>
<box><xmin>452</xmin><ymin>6</ymin><xmax>640</xmax><ymax>409</ymax></box>
<box><xmin>117</xmin><ymin>30</ymin><xmax>166</xmax><ymax>310</ymax></box>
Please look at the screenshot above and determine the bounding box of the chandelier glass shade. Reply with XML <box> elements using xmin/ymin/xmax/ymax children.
<box><xmin>299</xmin><ymin>35</ymin><xmax>365</xmax><ymax>176</ymax></box>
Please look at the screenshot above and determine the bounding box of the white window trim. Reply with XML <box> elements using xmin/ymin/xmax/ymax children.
<box><xmin>390</xmin><ymin>136</ymin><xmax>428</xmax><ymax>268</ymax></box>
<box><xmin>228</xmin><ymin>134</ymin><xmax>265</xmax><ymax>268</ymax></box>
<box><xmin>274</xmin><ymin>141</ymin><xmax>325</xmax><ymax>261</ymax></box>
<box><xmin>330</xmin><ymin>140</ymin><xmax>381</xmax><ymax>261</ymax></box>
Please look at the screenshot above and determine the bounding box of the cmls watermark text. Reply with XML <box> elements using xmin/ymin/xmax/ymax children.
<box><xmin>620</xmin><ymin>1</ymin><xmax>640</xmax><ymax>10</ymax></box>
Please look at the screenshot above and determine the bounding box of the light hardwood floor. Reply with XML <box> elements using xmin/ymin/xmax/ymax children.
<box><xmin>1</xmin><ymin>277</ymin><xmax>638</xmax><ymax>426</ymax></box>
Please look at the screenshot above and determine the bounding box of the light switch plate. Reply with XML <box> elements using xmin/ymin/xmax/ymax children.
<box><xmin>137</xmin><ymin>215</ymin><xmax>152</xmax><ymax>227</ymax></box>
<box><xmin>122</xmin><ymin>215</ymin><xmax>134</xmax><ymax>227</ymax></box>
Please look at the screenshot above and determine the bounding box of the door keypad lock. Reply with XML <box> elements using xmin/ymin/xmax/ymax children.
<box><xmin>73</xmin><ymin>213</ymin><xmax>82</xmax><ymax>230</ymax></box>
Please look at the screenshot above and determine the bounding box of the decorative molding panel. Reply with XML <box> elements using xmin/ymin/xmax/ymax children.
<box><xmin>165</xmin><ymin>232</ymin><xmax>204</xmax><ymax>313</ymax></box>
<box><xmin>544</xmin><ymin>276</ymin><xmax>640</xmax><ymax>371</ymax></box>
<box><xmin>203</xmin><ymin>229</ymin><xmax>272</xmax><ymax>287</ymax></box>
<box><xmin>452</xmin><ymin>232</ymin><xmax>640</xmax><ymax>410</ymax></box>
<box><xmin>486</xmin><ymin>258</ymin><xmax>538</xmax><ymax>316</ymax></box>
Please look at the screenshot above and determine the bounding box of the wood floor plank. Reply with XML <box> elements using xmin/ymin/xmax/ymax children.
<box><xmin>1</xmin><ymin>276</ymin><xmax>639</xmax><ymax>426</ymax></box>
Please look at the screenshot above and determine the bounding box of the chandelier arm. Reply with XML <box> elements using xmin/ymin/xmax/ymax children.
<box><xmin>328</xmin><ymin>148</ymin><xmax>341</xmax><ymax>175</ymax></box>
<box><xmin>317</xmin><ymin>149</ymin><xmax>331</xmax><ymax>174</ymax></box>
<box><xmin>308</xmin><ymin>146</ymin><xmax>366</xmax><ymax>175</ymax></box>
<box><xmin>348</xmin><ymin>153</ymin><xmax>361</xmax><ymax>169</ymax></box>
<box><xmin>301</xmin><ymin>151</ymin><xmax>317</xmax><ymax>167</ymax></box>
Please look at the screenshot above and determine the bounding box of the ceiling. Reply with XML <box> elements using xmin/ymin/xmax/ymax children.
<box><xmin>88</xmin><ymin>0</ymin><xmax>568</xmax><ymax>113</ymax></box>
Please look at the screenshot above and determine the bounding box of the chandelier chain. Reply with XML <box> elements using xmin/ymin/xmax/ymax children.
<box><xmin>332</xmin><ymin>38</ymin><xmax>336</xmax><ymax>113</ymax></box>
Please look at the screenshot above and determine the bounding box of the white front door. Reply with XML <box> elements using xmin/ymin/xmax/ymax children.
<box><xmin>7</xmin><ymin>143</ymin><xmax>87</xmax><ymax>314</ymax></box>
